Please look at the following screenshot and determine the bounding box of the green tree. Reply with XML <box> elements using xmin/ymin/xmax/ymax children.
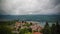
<box><xmin>55</xmin><ymin>21</ymin><xmax>60</xmax><ymax>34</ymax></box>
<box><xmin>0</xmin><ymin>26</ymin><xmax>12</xmax><ymax>34</ymax></box>
<box><xmin>19</xmin><ymin>28</ymin><xmax>29</xmax><ymax>34</ymax></box>
<box><xmin>51</xmin><ymin>24</ymin><xmax>56</xmax><ymax>34</ymax></box>
<box><xmin>43</xmin><ymin>21</ymin><xmax>51</xmax><ymax>34</ymax></box>
<box><xmin>28</xmin><ymin>28</ymin><xmax>32</xmax><ymax>32</ymax></box>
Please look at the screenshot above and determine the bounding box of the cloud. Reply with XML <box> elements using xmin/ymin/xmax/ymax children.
<box><xmin>0</xmin><ymin>0</ymin><xmax>60</xmax><ymax>15</ymax></box>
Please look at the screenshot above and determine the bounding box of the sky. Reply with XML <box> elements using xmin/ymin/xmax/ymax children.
<box><xmin>0</xmin><ymin>0</ymin><xmax>60</xmax><ymax>15</ymax></box>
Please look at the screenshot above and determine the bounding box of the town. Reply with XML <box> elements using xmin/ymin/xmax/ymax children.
<box><xmin>0</xmin><ymin>20</ymin><xmax>60</xmax><ymax>34</ymax></box>
<box><xmin>12</xmin><ymin>21</ymin><xmax>43</xmax><ymax>34</ymax></box>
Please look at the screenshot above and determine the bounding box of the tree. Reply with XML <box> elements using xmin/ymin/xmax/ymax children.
<box><xmin>55</xmin><ymin>21</ymin><xmax>60</xmax><ymax>34</ymax></box>
<box><xmin>51</xmin><ymin>24</ymin><xmax>56</xmax><ymax>34</ymax></box>
<box><xmin>0</xmin><ymin>26</ymin><xmax>12</xmax><ymax>34</ymax></box>
<box><xmin>19</xmin><ymin>28</ymin><xmax>29</xmax><ymax>34</ymax></box>
<box><xmin>28</xmin><ymin>28</ymin><xmax>32</xmax><ymax>32</ymax></box>
<box><xmin>43</xmin><ymin>21</ymin><xmax>51</xmax><ymax>34</ymax></box>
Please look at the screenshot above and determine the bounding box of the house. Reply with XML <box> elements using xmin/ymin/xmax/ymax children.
<box><xmin>30</xmin><ymin>23</ymin><xmax>43</xmax><ymax>32</ymax></box>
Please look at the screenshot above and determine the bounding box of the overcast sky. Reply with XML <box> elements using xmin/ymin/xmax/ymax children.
<box><xmin>0</xmin><ymin>0</ymin><xmax>60</xmax><ymax>15</ymax></box>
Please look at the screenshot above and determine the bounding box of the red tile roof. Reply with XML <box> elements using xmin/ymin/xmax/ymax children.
<box><xmin>33</xmin><ymin>32</ymin><xmax>43</xmax><ymax>34</ymax></box>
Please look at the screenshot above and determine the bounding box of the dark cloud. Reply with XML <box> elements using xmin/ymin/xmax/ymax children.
<box><xmin>55</xmin><ymin>0</ymin><xmax>60</xmax><ymax>5</ymax></box>
<box><xmin>0</xmin><ymin>0</ymin><xmax>60</xmax><ymax>15</ymax></box>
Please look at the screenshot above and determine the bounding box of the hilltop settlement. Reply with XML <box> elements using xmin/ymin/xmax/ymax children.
<box><xmin>0</xmin><ymin>20</ymin><xmax>60</xmax><ymax>34</ymax></box>
<box><xmin>12</xmin><ymin>21</ymin><xmax>43</xmax><ymax>34</ymax></box>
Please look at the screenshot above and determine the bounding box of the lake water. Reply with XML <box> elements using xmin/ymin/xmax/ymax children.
<box><xmin>0</xmin><ymin>15</ymin><xmax>60</xmax><ymax>27</ymax></box>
